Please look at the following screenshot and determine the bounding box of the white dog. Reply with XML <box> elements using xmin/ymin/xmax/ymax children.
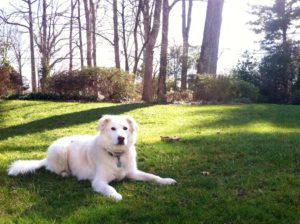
<box><xmin>8</xmin><ymin>115</ymin><xmax>176</xmax><ymax>201</ymax></box>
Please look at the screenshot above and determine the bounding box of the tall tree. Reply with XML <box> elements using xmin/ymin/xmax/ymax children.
<box><xmin>35</xmin><ymin>0</ymin><xmax>69</xmax><ymax>92</ymax></box>
<box><xmin>181</xmin><ymin>0</ymin><xmax>193</xmax><ymax>90</ymax></box>
<box><xmin>113</xmin><ymin>0</ymin><xmax>121</xmax><ymax>68</ymax></box>
<box><xmin>120</xmin><ymin>0</ymin><xmax>129</xmax><ymax>71</ymax></box>
<box><xmin>157</xmin><ymin>0</ymin><xmax>179</xmax><ymax>102</ymax></box>
<box><xmin>77</xmin><ymin>0</ymin><xmax>84</xmax><ymax>68</ymax></box>
<box><xmin>197</xmin><ymin>0</ymin><xmax>224</xmax><ymax>74</ymax></box>
<box><xmin>250</xmin><ymin>0</ymin><xmax>300</xmax><ymax>49</ymax></box>
<box><xmin>91</xmin><ymin>0</ymin><xmax>100</xmax><ymax>67</ymax></box>
<box><xmin>0</xmin><ymin>0</ymin><xmax>38</xmax><ymax>92</ymax></box>
<box><xmin>83</xmin><ymin>0</ymin><xmax>93</xmax><ymax>66</ymax></box>
<box><xmin>69</xmin><ymin>0</ymin><xmax>77</xmax><ymax>71</ymax></box>
<box><xmin>132</xmin><ymin>0</ymin><xmax>143</xmax><ymax>75</ymax></box>
<box><xmin>249</xmin><ymin>0</ymin><xmax>300</xmax><ymax>103</ymax></box>
<box><xmin>141</xmin><ymin>0</ymin><xmax>162</xmax><ymax>102</ymax></box>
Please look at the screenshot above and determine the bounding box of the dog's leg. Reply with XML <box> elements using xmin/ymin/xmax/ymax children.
<box><xmin>127</xmin><ymin>170</ymin><xmax>176</xmax><ymax>185</ymax></box>
<box><xmin>92</xmin><ymin>178</ymin><xmax>122</xmax><ymax>201</ymax></box>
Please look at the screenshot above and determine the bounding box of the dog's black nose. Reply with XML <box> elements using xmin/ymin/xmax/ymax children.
<box><xmin>118</xmin><ymin>136</ymin><xmax>125</xmax><ymax>145</ymax></box>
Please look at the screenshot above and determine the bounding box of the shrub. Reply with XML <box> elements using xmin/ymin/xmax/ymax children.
<box><xmin>48</xmin><ymin>67</ymin><xmax>136</xmax><ymax>102</ymax></box>
<box><xmin>0</xmin><ymin>64</ymin><xmax>23</xmax><ymax>96</ymax></box>
<box><xmin>6</xmin><ymin>92</ymin><xmax>97</xmax><ymax>102</ymax></box>
<box><xmin>96</xmin><ymin>67</ymin><xmax>136</xmax><ymax>101</ymax></box>
<box><xmin>229</xmin><ymin>79</ymin><xmax>259</xmax><ymax>102</ymax></box>
<box><xmin>290</xmin><ymin>89</ymin><xmax>300</xmax><ymax>104</ymax></box>
<box><xmin>193</xmin><ymin>74</ymin><xmax>259</xmax><ymax>102</ymax></box>
<box><xmin>193</xmin><ymin>74</ymin><xmax>231</xmax><ymax>101</ymax></box>
<box><xmin>166</xmin><ymin>89</ymin><xmax>193</xmax><ymax>103</ymax></box>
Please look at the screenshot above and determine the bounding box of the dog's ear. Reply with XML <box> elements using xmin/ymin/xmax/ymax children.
<box><xmin>96</xmin><ymin>115</ymin><xmax>111</xmax><ymax>132</ymax></box>
<box><xmin>125</xmin><ymin>116</ymin><xmax>139</xmax><ymax>132</ymax></box>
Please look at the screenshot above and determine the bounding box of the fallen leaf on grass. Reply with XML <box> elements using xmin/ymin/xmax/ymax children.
<box><xmin>201</xmin><ymin>171</ymin><xmax>210</xmax><ymax>176</ymax></box>
<box><xmin>160</xmin><ymin>136</ymin><xmax>181</xmax><ymax>142</ymax></box>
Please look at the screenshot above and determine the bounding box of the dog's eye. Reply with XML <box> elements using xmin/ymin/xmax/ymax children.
<box><xmin>111</xmin><ymin>127</ymin><xmax>116</xmax><ymax>131</ymax></box>
<box><xmin>123</xmin><ymin>127</ymin><xmax>128</xmax><ymax>130</ymax></box>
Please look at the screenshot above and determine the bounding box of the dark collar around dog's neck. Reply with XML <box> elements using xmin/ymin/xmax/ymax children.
<box><xmin>105</xmin><ymin>149</ymin><xmax>124</xmax><ymax>168</ymax></box>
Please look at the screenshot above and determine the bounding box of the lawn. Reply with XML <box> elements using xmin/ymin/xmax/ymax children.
<box><xmin>0</xmin><ymin>100</ymin><xmax>300</xmax><ymax>224</ymax></box>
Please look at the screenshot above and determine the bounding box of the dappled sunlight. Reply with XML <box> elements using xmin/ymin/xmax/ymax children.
<box><xmin>1</xmin><ymin>102</ymin><xmax>300</xmax><ymax>223</ymax></box>
<box><xmin>235</xmin><ymin>122</ymin><xmax>300</xmax><ymax>134</ymax></box>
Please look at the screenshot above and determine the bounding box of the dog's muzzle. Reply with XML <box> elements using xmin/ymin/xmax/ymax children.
<box><xmin>117</xmin><ymin>136</ymin><xmax>125</xmax><ymax>145</ymax></box>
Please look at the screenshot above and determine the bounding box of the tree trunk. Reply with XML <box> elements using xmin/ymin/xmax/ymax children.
<box><xmin>83</xmin><ymin>0</ymin><xmax>92</xmax><ymax>67</ymax></box>
<box><xmin>77</xmin><ymin>0</ymin><xmax>84</xmax><ymax>68</ymax></box>
<box><xmin>90</xmin><ymin>0</ymin><xmax>97</xmax><ymax>67</ymax></box>
<box><xmin>157</xmin><ymin>0</ymin><xmax>170</xmax><ymax>103</ymax></box>
<box><xmin>197</xmin><ymin>0</ymin><xmax>224</xmax><ymax>74</ymax></box>
<box><xmin>40</xmin><ymin>0</ymin><xmax>49</xmax><ymax>92</ymax></box>
<box><xmin>181</xmin><ymin>0</ymin><xmax>192</xmax><ymax>90</ymax></box>
<box><xmin>133</xmin><ymin>0</ymin><xmax>142</xmax><ymax>75</ymax></box>
<box><xmin>113</xmin><ymin>0</ymin><xmax>120</xmax><ymax>69</ymax></box>
<box><xmin>28</xmin><ymin>0</ymin><xmax>37</xmax><ymax>92</ymax></box>
<box><xmin>121</xmin><ymin>0</ymin><xmax>129</xmax><ymax>71</ymax></box>
<box><xmin>141</xmin><ymin>0</ymin><xmax>162</xmax><ymax>103</ymax></box>
<box><xmin>69</xmin><ymin>0</ymin><xmax>76</xmax><ymax>72</ymax></box>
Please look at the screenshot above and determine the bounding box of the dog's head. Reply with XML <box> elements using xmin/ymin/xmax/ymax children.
<box><xmin>96</xmin><ymin>115</ymin><xmax>138</xmax><ymax>152</ymax></box>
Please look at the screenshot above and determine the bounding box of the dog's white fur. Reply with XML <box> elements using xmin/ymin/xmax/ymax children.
<box><xmin>8</xmin><ymin>115</ymin><xmax>176</xmax><ymax>201</ymax></box>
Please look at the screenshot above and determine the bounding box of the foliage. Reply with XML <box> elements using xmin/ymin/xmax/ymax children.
<box><xmin>6</xmin><ymin>92</ymin><xmax>98</xmax><ymax>102</ymax></box>
<box><xmin>193</xmin><ymin>74</ymin><xmax>259</xmax><ymax>102</ymax></box>
<box><xmin>229</xmin><ymin>79</ymin><xmax>260</xmax><ymax>102</ymax></box>
<box><xmin>167</xmin><ymin>45</ymin><xmax>200</xmax><ymax>90</ymax></box>
<box><xmin>48</xmin><ymin>67</ymin><xmax>136</xmax><ymax>102</ymax></box>
<box><xmin>166</xmin><ymin>89</ymin><xmax>193</xmax><ymax>103</ymax></box>
<box><xmin>242</xmin><ymin>1</ymin><xmax>300</xmax><ymax>104</ymax></box>
<box><xmin>1</xmin><ymin>101</ymin><xmax>300</xmax><ymax>223</ymax></box>
<box><xmin>290</xmin><ymin>89</ymin><xmax>300</xmax><ymax>104</ymax></box>
<box><xmin>259</xmin><ymin>43</ymin><xmax>299</xmax><ymax>103</ymax></box>
<box><xmin>0</xmin><ymin>63</ymin><xmax>23</xmax><ymax>96</ymax></box>
<box><xmin>232</xmin><ymin>51</ymin><xmax>261</xmax><ymax>87</ymax></box>
<box><xmin>249</xmin><ymin>0</ymin><xmax>300</xmax><ymax>49</ymax></box>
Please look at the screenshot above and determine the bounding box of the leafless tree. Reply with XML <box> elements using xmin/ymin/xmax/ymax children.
<box><xmin>181</xmin><ymin>0</ymin><xmax>193</xmax><ymax>90</ymax></box>
<box><xmin>11</xmin><ymin>29</ymin><xmax>26</xmax><ymax>84</ymax></box>
<box><xmin>112</xmin><ymin>0</ymin><xmax>120</xmax><ymax>68</ymax></box>
<box><xmin>0</xmin><ymin>0</ymin><xmax>38</xmax><ymax>92</ymax></box>
<box><xmin>69</xmin><ymin>0</ymin><xmax>78</xmax><ymax>71</ymax></box>
<box><xmin>77</xmin><ymin>0</ymin><xmax>84</xmax><ymax>68</ymax></box>
<box><xmin>35</xmin><ymin>0</ymin><xmax>69</xmax><ymax>91</ymax></box>
<box><xmin>120</xmin><ymin>0</ymin><xmax>129</xmax><ymax>71</ymax></box>
<box><xmin>83</xmin><ymin>0</ymin><xmax>93</xmax><ymax>67</ymax></box>
<box><xmin>132</xmin><ymin>0</ymin><xmax>143</xmax><ymax>75</ymax></box>
<box><xmin>157</xmin><ymin>0</ymin><xmax>180</xmax><ymax>102</ymax></box>
<box><xmin>197</xmin><ymin>0</ymin><xmax>224</xmax><ymax>74</ymax></box>
<box><xmin>141</xmin><ymin>0</ymin><xmax>162</xmax><ymax>102</ymax></box>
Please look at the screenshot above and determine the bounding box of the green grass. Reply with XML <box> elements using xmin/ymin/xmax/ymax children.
<box><xmin>1</xmin><ymin>100</ymin><xmax>300</xmax><ymax>224</ymax></box>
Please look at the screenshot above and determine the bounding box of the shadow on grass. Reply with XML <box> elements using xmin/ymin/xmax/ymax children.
<box><xmin>0</xmin><ymin>103</ymin><xmax>151</xmax><ymax>141</ymax></box>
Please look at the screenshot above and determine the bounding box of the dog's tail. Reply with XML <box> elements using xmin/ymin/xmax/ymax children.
<box><xmin>7</xmin><ymin>159</ymin><xmax>47</xmax><ymax>176</ymax></box>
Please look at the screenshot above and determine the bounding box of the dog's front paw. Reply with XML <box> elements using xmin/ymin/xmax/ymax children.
<box><xmin>108</xmin><ymin>192</ymin><xmax>123</xmax><ymax>201</ymax></box>
<box><xmin>158</xmin><ymin>177</ymin><xmax>177</xmax><ymax>185</ymax></box>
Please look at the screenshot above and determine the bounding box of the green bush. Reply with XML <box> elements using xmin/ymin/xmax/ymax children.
<box><xmin>193</xmin><ymin>74</ymin><xmax>259</xmax><ymax>102</ymax></box>
<box><xmin>48</xmin><ymin>67</ymin><xmax>136</xmax><ymax>102</ymax></box>
<box><xmin>290</xmin><ymin>89</ymin><xmax>300</xmax><ymax>104</ymax></box>
<box><xmin>6</xmin><ymin>92</ymin><xmax>97</xmax><ymax>102</ymax></box>
<box><xmin>229</xmin><ymin>79</ymin><xmax>259</xmax><ymax>101</ymax></box>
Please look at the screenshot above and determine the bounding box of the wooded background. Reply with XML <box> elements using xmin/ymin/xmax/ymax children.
<box><xmin>0</xmin><ymin>0</ymin><xmax>299</xmax><ymax>104</ymax></box>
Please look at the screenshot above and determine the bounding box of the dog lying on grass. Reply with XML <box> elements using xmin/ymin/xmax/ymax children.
<box><xmin>8</xmin><ymin>115</ymin><xmax>176</xmax><ymax>201</ymax></box>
